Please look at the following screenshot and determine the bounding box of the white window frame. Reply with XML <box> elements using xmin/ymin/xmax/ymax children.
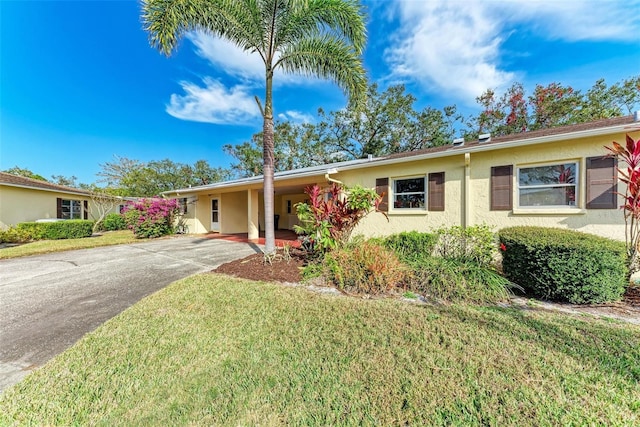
<box><xmin>516</xmin><ymin>161</ymin><xmax>580</xmax><ymax>209</ymax></box>
<box><xmin>61</xmin><ymin>199</ymin><xmax>82</xmax><ymax>219</ymax></box>
<box><xmin>392</xmin><ymin>175</ymin><xmax>427</xmax><ymax>210</ymax></box>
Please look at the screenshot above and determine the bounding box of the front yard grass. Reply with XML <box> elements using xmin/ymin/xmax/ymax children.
<box><xmin>0</xmin><ymin>230</ymin><xmax>139</xmax><ymax>259</ymax></box>
<box><xmin>1</xmin><ymin>274</ymin><xmax>639</xmax><ymax>425</ymax></box>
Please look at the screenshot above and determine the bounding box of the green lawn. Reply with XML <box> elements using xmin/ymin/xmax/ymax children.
<box><xmin>0</xmin><ymin>230</ymin><xmax>140</xmax><ymax>259</ymax></box>
<box><xmin>1</xmin><ymin>275</ymin><xmax>638</xmax><ymax>425</ymax></box>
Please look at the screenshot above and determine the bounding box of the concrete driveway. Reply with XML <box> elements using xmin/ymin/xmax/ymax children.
<box><xmin>0</xmin><ymin>236</ymin><xmax>258</xmax><ymax>393</ymax></box>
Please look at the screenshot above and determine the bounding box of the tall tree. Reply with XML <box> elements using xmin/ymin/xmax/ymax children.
<box><xmin>98</xmin><ymin>156</ymin><xmax>229</xmax><ymax>196</ymax></box>
<box><xmin>3</xmin><ymin>166</ymin><xmax>48</xmax><ymax>181</ymax></box>
<box><xmin>315</xmin><ymin>83</ymin><xmax>461</xmax><ymax>159</ymax></box>
<box><xmin>223</xmin><ymin>121</ymin><xmax>329</xmax><ymax>177</ymax></box>
<box><xmin>142</xmin><ymin>0</ymin><xmax>367</xmax><ymax>254</ymax></box>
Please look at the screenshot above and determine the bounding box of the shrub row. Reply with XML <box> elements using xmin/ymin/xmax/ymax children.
<box><xmin>4</xmin><ymin>220</ymin><xmax>95</xmax><ymax>242</ymax></box>
<box><xmin>499</xmin><ymin>226</ymin><xmax>627</xmax><ymax>304</ymax></box>
<box><xmin>316</xmin><ymin>226</ymin><xmax>628</xmax><ymax>305</ymax></box>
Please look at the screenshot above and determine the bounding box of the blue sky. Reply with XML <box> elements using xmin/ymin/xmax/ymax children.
<box><xmin>1</xmin><ymin>0</ymin><xmax>639</xmax><ymax>185</ymax></box>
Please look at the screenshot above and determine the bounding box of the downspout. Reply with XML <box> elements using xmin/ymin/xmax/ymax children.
<box><xmin>325</xmin><ymin>168</ymin><xmax>343</xmax><ymax>186</ymax></box>
<box><xmin>464</xmin><ymin>153</ymin><xmax>471</xmax><ymax>228</ymax></box>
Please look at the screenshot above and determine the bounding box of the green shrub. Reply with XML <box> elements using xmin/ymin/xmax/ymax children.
<box><xmin>406</xmin><ymin>258</ymin><xmax>517</xmax><ymax>304</ymax></box>
<box><xmin>499</xmin><ymin>226</ymin><xmax>627</xmax><ymax>304</ymax></box>
<box><xmin>383</xmin><ymin>231</ymin><xmax>438</xmax><ymax>265</ymax></box>
<box><xmin>322</xmin><ymin>241</ymin><xmax>407</xmax><ymax>294</ymax></box>
<box><xmin>101</xmin><ymin>213</ymin><xmax>127</xmax><ymax>231</ymax></box>
<box><xmin>14</xmin><ymin>220</ymin><xmax>94</xmax><ymax>241</ymax></box>
<box><xmin>0</xmin><ymin>226</ymin><xmax>33</xmax><ymax>243</ymax></box>
<box><xmin>434</xmin><ymin>225</ymin><xmax>497</xmax><ymax>268</ymax></box>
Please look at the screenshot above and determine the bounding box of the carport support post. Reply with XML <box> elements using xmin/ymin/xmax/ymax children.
<box><xmin>248</xmin><ymin>189</ymin><xmax>259</xmax><ymax>241</ymax></box>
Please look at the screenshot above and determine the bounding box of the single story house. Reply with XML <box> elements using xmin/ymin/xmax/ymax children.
<box><xmin>165</xmin><ymin>114</ymin><xmax>640</xmax><ymax>242</ymax></box>
<box><xmin>0</xmin><ymin>172</ymin><xmax>122</xmax><ymax>229</ymax></box>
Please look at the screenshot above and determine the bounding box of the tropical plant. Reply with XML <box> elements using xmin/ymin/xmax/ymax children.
<box><xmin>294</xmin><ymin>183</ymin><xmax>384</xmax><ymax>253</ymax></box>
<box><xmin>606</xmin><ymin>134</ymin><xmax>640</xmax><ymax>270</ymax></box>
<box><xmin>123</xmin><ymin>198</ymin><xmax>179</xmax><ymax>238</ymax></box>
<box><xmin>142</xmin><ymin>0</ymin><xmax>368</xmax><ymax>254</ymax></box>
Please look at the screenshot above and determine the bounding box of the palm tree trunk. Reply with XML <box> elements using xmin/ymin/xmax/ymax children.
<box><xmin>263</xmin><ymin>70</ymin><xmax>276</xmax><ymax>254</ymax></box>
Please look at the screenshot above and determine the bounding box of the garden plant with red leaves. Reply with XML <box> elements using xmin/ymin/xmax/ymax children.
<box><xmin>294</xmin><ymin>183</ymin><xmax>386</xmax><ymax>253</ymax></box>
<box><xmin>606</xmin><ymin>134</ymin><xmax>640</xmax><ymax>270</ymax></box>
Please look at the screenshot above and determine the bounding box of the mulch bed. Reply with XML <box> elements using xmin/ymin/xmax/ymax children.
<box><xmin>214</xmin><ymin>248</ymin><xmax>306</xmax><ymax>283</ymax></box>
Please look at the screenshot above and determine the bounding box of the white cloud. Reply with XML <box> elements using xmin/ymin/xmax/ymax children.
<box><xmin>503</xmin><ymin>0</ymin><xmax>640</xmax><ymax>42</ymax></box>
<box><xmin>166</xmin><ymin>78</ymin><xmax>260</xmax><ymax>125</ymax></box>
<box><xmin>385</xmin><ymin>1</ymin><xmax>515</xmax><ymax>101</ymax></box>
<box><xmin>187</xmin><ymin>31</ymin><xmax>313</xmax><ymax>85</ymax></box>
<box><xmin>188</xmin><ymin>32</ymin><xmax>264</xmax><ymax>82</ymax></box>
<box><xmin>384</xmin><ymin>0</ymin><xmax>640</xmax><ymax>103</ymax></box>
<box><xmin>277</xmin><ymin>110</ymin><xmax>314</xmax><ymax>123</ymax></box>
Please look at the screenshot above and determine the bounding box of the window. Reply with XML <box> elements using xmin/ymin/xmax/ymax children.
<box><xmin>59</xmin><ymin>199</ymin><xmax>82</xmax><ymax>219</ymax></box>
<box><xmin>393</xmin><ymin>176</ymin><xmax>426</xmax><ymax>209</ymax></box>
<box><xmin>517</xmin><ymin>162</ymin><xmax>578</xmax><ymax>208</ymax></box>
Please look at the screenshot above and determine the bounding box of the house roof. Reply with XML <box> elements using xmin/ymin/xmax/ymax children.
<box><xmin>165</xmin><ymin>114</ymin><xmax>640</xmax><ymax>195</ymax></box>
<box><xmin>0</xmin><ymin>172</ymin><xmax>92</xmax><ymax>196</ymax></box>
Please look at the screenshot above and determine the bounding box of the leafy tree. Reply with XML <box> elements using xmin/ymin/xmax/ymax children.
<box><xmin>223</xmin><ymin>121</ymin><xmax>329</xmax><ymax>177</ymax></box>
<box><xmin>142</xmin><ymin>0</ymin><xmax>367</xmax><ymax>254</ymax></box>
<box><xmin>3</xmin><ymin>166</ymin><xmax>48</xmax><ymax>181</ymax></box>
<box><xmin>529</xmin><ymin>82</ymin><xmax>581</xmax><ymax>130</ymax></box>
<box><xmin>315</xmin><ymin>83</ymin><xmax>461</xmax><ymax>159</ymax></box>
<box><xmin>51</xmin><ymin>175</ymin><xmax>80</xmax><ymax>188</ymax></box>
<box><xmin>471</xmin><ymin>76</ymin><xmax>639</xmax><ymax>137</ymax></box>
<box><xmin>98</xmin><ymin>156</ymin><xmax>229</xmax><ymax>196</ymax></box>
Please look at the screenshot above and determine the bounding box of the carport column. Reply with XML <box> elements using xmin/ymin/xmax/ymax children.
<box><xmin>248</xmin><ymin>189</ymin><xmax>259</xmax><ymax>240</ymax></box>
<box><xmin>463</xmin><ymin>152</ymin><xmax>471</xmax><ymax>228</ymax></box>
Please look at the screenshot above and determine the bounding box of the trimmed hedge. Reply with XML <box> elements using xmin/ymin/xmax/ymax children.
<box><xmin>499</xmin><ymin>226</ymin><xmax>627</xmax><ymax>304</ymax></box>
<box><xmin>15</xmin><ymin>220</ymin><xmax>94</xmax><ymax>241</ymax></box>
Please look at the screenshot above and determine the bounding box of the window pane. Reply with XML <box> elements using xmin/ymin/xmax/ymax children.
<box><xmin>395</xmin><ymin>177</ymin><xmax>425</xmax><ymax>194</ymax></box>
<box><xmin>212</xmin><ymin>200</ymin><xmax>218</xmax><ymax>210</ymax></box>
<box><xmin>519</xmin><ymin>163</ymin><xmax>576</xmax><ymax>186</ymax></box>
<box><xmin>394</xmin><ymin>194</ymin><xmax>425</xmax><ymax>209</ymax></box>
<box><xmin>520</xmin><ymin>186</ymin><xmax>576</xmax><ymax>206</ymax></box>
<box><xmin>212</xmin><ymin>212</ymin><xmax>219</xmax><ymax>222</ymax></box>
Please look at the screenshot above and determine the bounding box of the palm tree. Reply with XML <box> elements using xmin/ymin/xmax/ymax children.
<box><xmin>142</xmin><ymin>0</ymin><xmax>368</xmax><ymax>253</ymax></box>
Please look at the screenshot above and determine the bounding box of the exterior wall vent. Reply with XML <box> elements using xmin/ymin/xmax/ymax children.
<box><xmin>452</xmin><ymin>137</ymin><xmax>465</xmax><ymax>147</ymax></box>
<box><xmin>478</xmin><ymin>133</ymin><xmax>491</xmax><ymax>143</ymax></box>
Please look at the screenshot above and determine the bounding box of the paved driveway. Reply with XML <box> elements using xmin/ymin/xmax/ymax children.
<box><xmin>0</xmin><ymin>236</ymin><xmax>258</xmax><ymax>393</ymax></box>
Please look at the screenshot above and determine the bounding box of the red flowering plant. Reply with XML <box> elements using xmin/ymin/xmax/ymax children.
<box><xmin>294</xmin><ymin>183</ymin><xmax>386</xmax><ymax>254</ymax></box>
<box><xmin>606</xmin><ymin>134</ymin><xmax>640</xmax><ymax>270</ymax></box>
<box><xmin>122</xmin><ymin>197</ymin><xmax>179</xmax><ymax>238</ymax></box>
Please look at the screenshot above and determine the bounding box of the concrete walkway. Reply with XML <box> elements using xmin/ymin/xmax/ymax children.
<box><xmin>0</xmin><ymin>236</ymin><xmax>258</xmax><ymax>393</ymax></box>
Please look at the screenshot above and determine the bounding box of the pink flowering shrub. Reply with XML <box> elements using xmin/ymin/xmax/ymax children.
<box><xmin>123</xmin><ymin>198</ymin><xmax>179</xmax><ymax>238</ymax></box>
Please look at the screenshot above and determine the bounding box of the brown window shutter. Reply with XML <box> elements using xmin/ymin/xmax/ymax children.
<box><xmin>375</xmin><ymin>178</ymin><xmax>389</xmax><ymax>212</ymax></box>
<box><xmin>84</xmin><ymin>200</ymin><xmax>89</xmax><ymax>219</ymax></box>
<box><xmin>586</xmin><ymin>156</ymin><xmax>618</xmax><ymax>209</ymax></box>
<box><xmin>490</xmin><ymin>165</ymin><xmax>513</xmax><ymax>210</ymax></box>
<box><xmin>57</xmin><ymin>198</ymin><xmax>63</xmax><ymax>218</ymax></box>
<box><xmin>428</xmin><ymin>172</ymin><xmax>445</xmax><ymax>211</ymax></box>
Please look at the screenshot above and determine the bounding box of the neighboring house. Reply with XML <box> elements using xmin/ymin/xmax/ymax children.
<box><xmin>0</xmin><ymin>173</ymin><xmax>117</xmax><ymax>229</ymax></box>
<box><xmin>165</xmin><ymin>114</ymin><xmax>640</xmax><ymax>242</ymax></box>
